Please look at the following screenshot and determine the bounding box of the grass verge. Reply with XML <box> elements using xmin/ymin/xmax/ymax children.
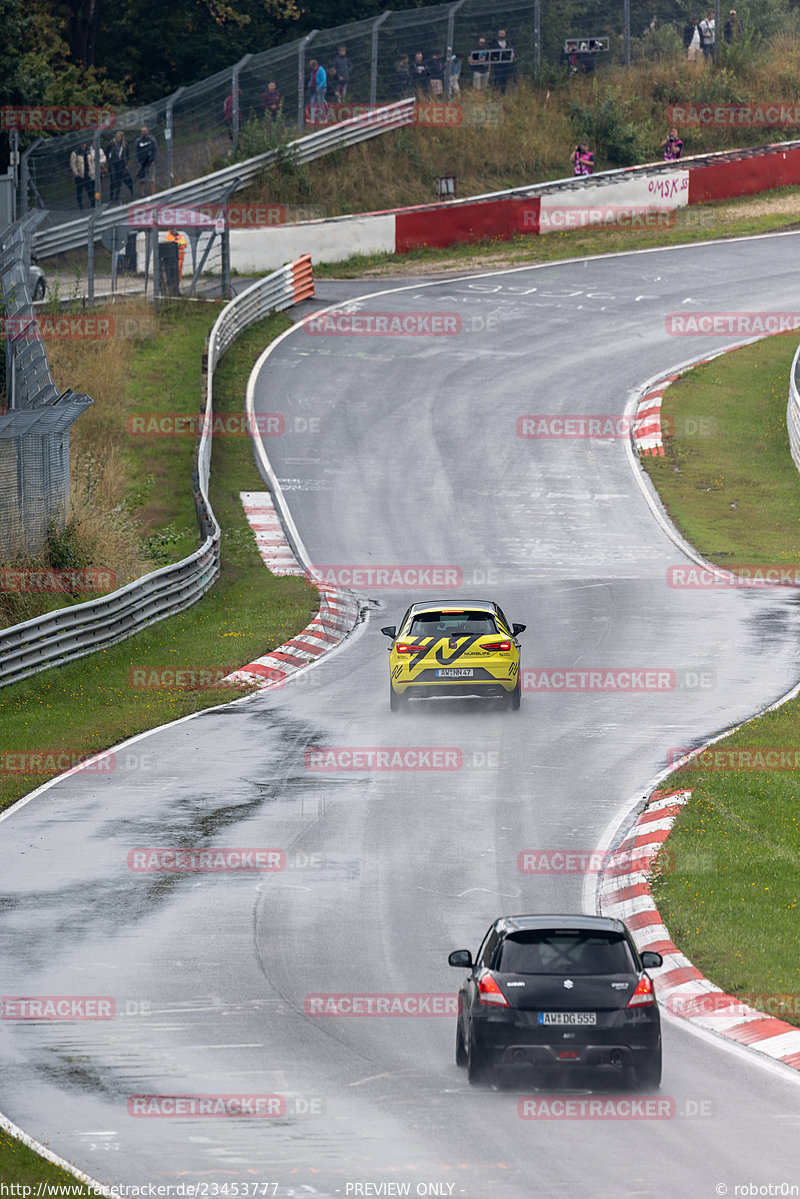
<box><xmin>0</xmin><ymin>1125</ymin><xmax>97</xmax><ymax>1194</ymax></box>
<box><xmin>642</xmin><ymin>330</ymin><xmax>800</xmax><ymax>1024</ymax></box>
<box><xmin>0</xmin><ymin>308</ymin><xmax>317</xmax><ymax>822</ymax></box>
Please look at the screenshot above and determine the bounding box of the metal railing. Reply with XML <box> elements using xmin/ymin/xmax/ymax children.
<box><xmin>0</xmin><ymin>257</ymin><xmax>314</xmax><ymax>688</ymax></box>
<box><xmin>787</xmin><ymin>343</ymin><xmax>800</xmax><ymax>475</ymax></box>
<box><xmin>32</xmin><ymin>100</ymin><xmax>415</xmax><ymax>261</ymax></box>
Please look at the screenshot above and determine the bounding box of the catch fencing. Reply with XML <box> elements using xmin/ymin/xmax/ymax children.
<box><xmin>0</xmin><ymin>213</ymin><xmax>93</xmax><ymax>557</ymax></box>
<box><xmin>0</xmin><ymin>257</ymin><xmax>314</xmax><ymax>687</ymax></box>
<box><xmin>20</xmin><ymin>0</ymin><xmax>643</xmax><ymax>219</ymax></box>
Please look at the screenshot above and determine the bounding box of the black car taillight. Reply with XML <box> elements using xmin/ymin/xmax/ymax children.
<box><xmin>478</xmin><ymin>973</ymin><xmax>509</xmax><ymax>1007</ymax></box>
<box><xmin>627</xmin><ymin>974</ymin><xmax>656</xmax><ymax>1007</ymax></box>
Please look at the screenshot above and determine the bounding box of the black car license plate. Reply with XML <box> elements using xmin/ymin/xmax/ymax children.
<box><xmin>539</xmin><ymin>1012</ymin><xmax>597</xmax><ymax>1026</ymax></box>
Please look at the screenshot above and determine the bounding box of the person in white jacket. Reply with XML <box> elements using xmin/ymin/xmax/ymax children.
<box><xmin>69</xmin><ymin>141</ymin><xmax>106</xmax><ymax>208</ymax></box>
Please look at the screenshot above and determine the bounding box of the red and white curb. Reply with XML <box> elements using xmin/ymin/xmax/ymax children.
<box><xmin>599</xmin><ymin>789</ymin><xmax>800</xmax><ymax>1071</ymax></box>
<box><xmin>223</xmin><ymin>490</ymin><xmax>360</xmax><ymax>688</ymax></box>
<box><xmin>631</xmin><ymin>377</ymin><xmax>676</xmax><ymax>456</ymax></box>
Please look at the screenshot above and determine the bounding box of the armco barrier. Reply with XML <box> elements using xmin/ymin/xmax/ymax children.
<box><xmin>221</xmin><ymin>138</ymin><xmax>800</xmax><ymax>273</ymax></box>
<box><xmin>31</xmin><ymin>102</ymin><xmax>415</xmax><ymax>261</ymax></box>
<box><xmin>0</xmin><ymin>257</ymin><xmax>314</xmax><ymax>688</ymax></box>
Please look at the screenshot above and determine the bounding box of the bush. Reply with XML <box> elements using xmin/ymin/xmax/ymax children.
<box><xmin>568</xmin><ymin>83</ymin><xmax>647</xmax><ymax>166</ymax></box>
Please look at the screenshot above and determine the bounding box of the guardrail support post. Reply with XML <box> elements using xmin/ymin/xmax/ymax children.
<box><xmin>165</xmin><ymin>87</ymin><xmax>185</xmax><ymax>187</ymax></box>
<box><xmin>232</xmin><ymin>54</ymin><xmax>252</xmax><ymax>152</ymax></box>
<box><xmin>298</xmin><ymin>31</ymin><xmax>319</xmax><ymax>134</ymax></box>
<box><xmin>370</xmin><ymin>11</ymin><xmax>391</xmax><ymax>105</ymax></box>
<box><xmin>220</xmin><ymin>177</ymin><xmax>241</xmax><ymax>299</ymax></box>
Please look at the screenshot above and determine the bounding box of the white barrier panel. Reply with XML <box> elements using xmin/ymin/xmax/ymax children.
<box><xmin>539</xmin><ymin>171</ymin><xmax>690</xmax><ymax>234</ymax></box>
<box><xmin>229</xmin><ymin>213</ymin><xmax>396</xmax><ymax>274</ymax></box>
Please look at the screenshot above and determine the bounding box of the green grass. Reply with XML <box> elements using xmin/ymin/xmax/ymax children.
<box><xmin>0</xmin><ymin>309</ymin><xmax>317</xmax><ymax>819</ymax></box>
<box><xmin>642</xmin><ymin>331</ymin><xmax>800</xmax><ymax>1023</ymax></box>
<box><xmin>0</xmin><ymin>1125</ymin><xmax>97</xmax><ymax>1193</ymax></box>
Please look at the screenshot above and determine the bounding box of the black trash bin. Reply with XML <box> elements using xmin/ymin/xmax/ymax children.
<box><xmin>159</xmin><ymin>240</ymin><xmax>180</xmax><ymax>296</ymax></box>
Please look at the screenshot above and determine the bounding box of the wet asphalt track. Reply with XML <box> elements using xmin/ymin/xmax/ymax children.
<box><xmin>3</xmin><ymin>235</ymin><xmax>800</xmax><ymax>1195</ymax></box>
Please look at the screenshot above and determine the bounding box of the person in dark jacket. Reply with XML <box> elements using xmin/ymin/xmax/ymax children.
<box><xmin>260</xmin><ymin>81</ymin><xmax>282</xmax><ymax>121</ymax></box>
<box><xmin>331</xmin><ymin>46</ymin><xmax>353</xmax><ymax>100</ymax></box>
<box><xmin>134</xmin><ymin>126</ymin><xmax>157</xmax><ymax>197</ymax></box>
<box><xmin>490</xmin><ymin>29</ymin><xmax>514</xmax><ymax>93</ymax></box>
<box><xmin>724</xmin><ymin>9</ymin><xmax>743</xmax><ymax>41</ymax></box>
<box><xmin>106</xmin><ymin>131</ymin><xmax>134</xmax><ymax>204</ymax></box>
<box><xmin>395</xmin><ymin>54</ymin><xmax>412</xmax><ymax>97</ymax></box>
<box><xmin>410</xmin><ymin>51</ymin><xmax>431</xmax><ymax>98</ymax></box>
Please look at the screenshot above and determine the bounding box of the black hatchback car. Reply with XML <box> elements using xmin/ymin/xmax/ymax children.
<box><xmin>449</xmin><ymin>914</ymin><xmax>663</xmax><ymax>1089</ymax></box>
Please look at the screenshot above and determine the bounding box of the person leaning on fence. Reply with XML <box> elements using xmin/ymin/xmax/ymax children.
<box><xmin>684</xmin><ymin>15</ymin><xmax>702</xmax><ymax>62</ymax></box>
<box><xmin>661</xmin><ymin>127</ymin><xmax>684</xmax><ymax>161</ymax></box>
<box><xmin>449</xmin><ymin>52</ymin><xmax>463</xmax><ymax>95</ymax></box>
<box><xmin>261</xmin><ymin>81</ymin><xmax>282</xmax><ymax>121</ymax></box>
<box><xmin>134</xmin><ymin>126</ymin><xmax>157</xmax><ymax>198</ymax></box>
<box><xmin>331</xmin><ymin>45</ymin><xmax>353</xmax><ymax>101</ymax></box>
<box><xmin>106</xmin><ymin>130</ymin><xmax>134</xmax><ymax>205</ymax></box>
<box><xmin>699</xmin><ymin>11</ymin><xmax>715</xmax><ymax>57</ymax></box>
<box><xmin>70</xmin><ymin>140</ymin><xmax>105</xmax><ymax>209</ymax></box>
<box><xmin>471</xmin><ymin>37</ymin><xmax>490</xmax><ymax>90</ymax></box>
<box><xmin>570</xmin><ymin>141</ymin><xmax>595</xmax><ymax>176</ymax></box>
<box><xmin>307</xmin><ymin>59</ymin><xmax>327</xmax><ymax>123</ymax></box>
<box><xmin>223</xmin><ymin>88</ymin><xmax>241</xmax><ymax>141</ymax></box>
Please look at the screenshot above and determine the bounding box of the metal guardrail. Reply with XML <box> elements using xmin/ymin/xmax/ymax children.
<box><xmin>0</xmin><ymin>257</ymin><xmax>313</xmax><ymax>688</ymax></box>
<box><xmin>32</xmin><ymin>101</ymin><xmax>415</xmax><ymax>260</ymax></box>
<box><xmin>787</xmin><ymin>343</ymin><xmax>800</xmax><ymax>475</ymax></box>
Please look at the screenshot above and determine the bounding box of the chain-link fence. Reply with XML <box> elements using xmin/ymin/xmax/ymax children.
<box><xmin>19</xmin><ymin>0</ymin><xmax>677</xmax><ymax>220</ymax></box>
<box><xmin>0</xmin><ymin>214</ymin><xmax>93</xmax><ymax>556</ymax></box>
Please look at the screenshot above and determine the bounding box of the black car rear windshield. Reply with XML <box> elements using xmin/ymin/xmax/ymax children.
<box><xmin>497</xmin><ymin>931</ymin><xmax>636</xmax><ymax>975</ymax></box>
<box><xmin>408</xmin><ymin>610</ymin><xmax>500</xmax><ymax>636</ymax></box>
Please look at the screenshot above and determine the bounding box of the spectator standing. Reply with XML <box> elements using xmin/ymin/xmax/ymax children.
<box><xmin>395</xmin><ymin>54</ymin><xmax>412</xmax><ymax>97</ymax></box>
<box><xmin>471</xmin><ymin>37</ymin><xmax>490</xmax><ymax>90</ymax></box>
<box><xmin>165</xmin><ymin>228</ymin><xmax>188</xmax><ymax>286</ymax></box>
<box><xmin>449</xmin><ymin>53</ymin><xmax>463</xmax><ymax>95</ymax></box>
<box><xmin>491</xmin><ymin>29</ymin><xmax>514</xmax><ymax>93</ymax></box>
<box><xmin>699</xmin><ymin>11</ymin><xmax>715</xmax><ymax>58</ymax></box>
<box><xmin>134</xmin><ymin>126</ymin><xmax>157</xmax><ymax>198</ymax></box>
<box><xmin>260</xmin><ymin>81</ymin><xmax>282</xmax><ymax>121</ymax></box>
<box><xmin>684</xmin><ymin>16</ymin><xmax>702</xmax><ymax>62</ymax></box>
<box><xmin>307</xmin><ymin>60</ymin><xmax>327</xmax><ymax>124</ymax></box>
<box><xmin>724</xmin><ymin>9</ymin><xmax>743</xmax><ymax>41</ymax></box>
<box><xmin>661</xmin><ymin>127</ymin><xmax>684</xmax><ymax>161</ymax></box>
<box><xmin>410</xmin><ymin>51</ymin><xmax>431</xmax><ymax>98</ymax></box>
<box><xmin>570</xmin><ymin>141</ymin><xmax>595</xmax><ymax>176</ymax></box>
<box><xmin>331</xmin><ymin>46</ymin><xmax>353</xmax><ymax>100</ymax></box>
<box><xmin>106</xmin><ymin>130</ymin><xmax>134</xmax><ymax>205</ymax></box>
<box><xmin>428</xmin><ymin>49</ymin><xmax>445</xmax><ymax>97</ymax></box>
<box><xmin>69</xmin><ymin>140</ymin><xmax>105</xmax><ymax>208</ymax></box>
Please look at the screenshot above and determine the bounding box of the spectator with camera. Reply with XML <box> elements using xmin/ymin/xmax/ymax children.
<box><xmin>661</xmin><ymin>127</ymin><xmax>684</xmax><ymax>161</ymax></box>
<box><xmin>570</xmin><ymin>141</ymin><xmax>595</xmax><ymax>176</ymax></box>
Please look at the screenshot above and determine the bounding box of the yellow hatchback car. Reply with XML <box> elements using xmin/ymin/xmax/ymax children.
<box><xmin>381</xmin><ymin>600</ymin><xmax>525</xmax><ymax>711</ymax></box>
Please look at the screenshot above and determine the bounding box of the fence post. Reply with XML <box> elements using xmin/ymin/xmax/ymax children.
<box><xmin>370</xmin><ymin>11</ymin><xmax>391</xmax><ymax>105</ymax></box>
<box><xmin>298</xmin><ymin>31</ymin><xmax>319</xmax><ymax>133</ymax></box>
<box><xmin>444</xmin><ymin>0</ymin><xmax>466</xmax><ymax>102</ymax></box>
<box><xmin>19</xmin><ymin>139</ymin><xmax>42</xmax><ymax>217</ymax></box>
<box><xmin>534</xmin><ymin>0</ymin><xmax>541</xmax><ymax>72</ymax></box>
<box><xmin>87</xmin><ymin>205</ymin><xmax>103</xmax><ymax>310</ymax></box>
<box><xmin>713</xmin><ymin>0</ymin><xmax>720</xmax><ymax>59</ymax></box>
<box><xmin>624</xmin><ymin>0</ymin><xmax>631</xmax><ymax>66</ymax></box>
<box><xmin>232</xmin><ymin>54</ymin><xmax>252</xmax><ymax>151</ymax></box>
<box><xmin>165</xmin><ymin>86</ymin><xmax>185</xmax><ymax>187</ymax></box>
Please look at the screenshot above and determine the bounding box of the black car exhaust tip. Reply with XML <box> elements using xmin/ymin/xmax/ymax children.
<box><xmin>610</xmin><ymin>1050</ymin><xmax>624</xmax><ymax>1068</ymax></box>
<box><xmin>511</xmin><ymin>1048</ymin><xmax>527</xmax><ymax>1064</ymax></box>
